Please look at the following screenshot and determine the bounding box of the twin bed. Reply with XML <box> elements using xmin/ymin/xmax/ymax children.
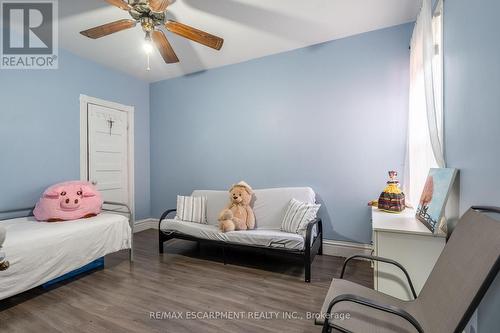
<box><xmin>0</xmin><ymin>203</ymin><xmax>133</xmax><ymax>301</ymax></box>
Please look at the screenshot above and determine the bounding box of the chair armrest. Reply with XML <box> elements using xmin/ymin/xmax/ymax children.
<box><xmin>158</xmin><ymin>209</ymin><xmax>177</xmax><ymax>229</ymax></box>
<box><xmin>322</xmin><ymin>294</ymin><xmax>424</xmax><ymax>333</ymax></box>
<box><xmin>305</xmin><ymin>218</ymin><xmax>322</xmax><ymax>244</ymax></box>
<box><xmin>471</xmin><ymin>206</ymin><xmax>500</xmax><ymax>214</ymax></box>
<box><xmin>340</xmin><ymin>254</ymin><xmax>417</xmax><ymax>299</ymax></box>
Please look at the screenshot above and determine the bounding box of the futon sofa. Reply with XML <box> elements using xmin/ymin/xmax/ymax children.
<box><xmin>158</xmin><ymin>187</ymin><xmax>323</xmax><ymax>282</ymax></box>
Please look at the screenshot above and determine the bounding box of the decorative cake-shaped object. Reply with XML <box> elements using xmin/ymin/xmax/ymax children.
<box><xmin>378</xmin><ymin>171</ymin><xmax>405</xmax><ymax>213</ymax></box>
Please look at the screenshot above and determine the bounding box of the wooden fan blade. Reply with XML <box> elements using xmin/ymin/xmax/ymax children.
<box><xmin>80</xmin><ymin>19</ymin><xmax>136</xmax><ymax>39</ymax></box>
<box><xmin>149</xmin><ymin>0</ymin><xmax>169</xmax><ymax>13</ymax></box>
<box><xmin>105</xmin><ymin>0</ymin><xmax>131</xmax><ymax>10</ymax></box>
<box><xmin>165</xmin><ymin>20</ymin><xmax>224</xmax><ymax>50</ymax></box>
<box><xmin>151</xmin><ymin>30</ymin><xmax>179</xmax><ymax>64</ymax></box>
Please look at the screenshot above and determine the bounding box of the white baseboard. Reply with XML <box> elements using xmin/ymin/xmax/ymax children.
<box><xmin>133</xmin><ymin>220</ymin><xmax>372</xmax><ymax>258</ymax></box>
<box><xmin>134</xmin><ymin>218</ymin><xmax>159</xmax><ymax>233</ymax></box>
<box><xmin>322</xmin><ymin>239</ymin><xmax>372</xmax><ymax>258</ymax></box>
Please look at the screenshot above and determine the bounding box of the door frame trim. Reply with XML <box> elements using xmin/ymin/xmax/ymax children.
<box><xmin>79</xmin><ymin>94</ymin><xmax>135</xmax><ymax>218</ymax></box>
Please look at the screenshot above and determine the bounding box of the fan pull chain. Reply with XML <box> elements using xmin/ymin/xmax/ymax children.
<box><xmin>146</xmin><ymin>53</ymin><xmax>151</xmax><ymax>71</ymax></box>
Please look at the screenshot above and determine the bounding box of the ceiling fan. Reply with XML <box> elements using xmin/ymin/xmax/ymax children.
<box><xmin>80</xmin><ymin>0</ymin><xmax>224</xmax><ymax>65</ymax></box>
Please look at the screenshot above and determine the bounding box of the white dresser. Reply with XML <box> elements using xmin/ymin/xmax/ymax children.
<box><xmin>372</xmin><ymin>207</ymin><xmax>446</xmax><ymax>300</ymax></box>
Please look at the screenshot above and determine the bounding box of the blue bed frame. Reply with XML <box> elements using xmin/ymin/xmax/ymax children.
<box><xmin>42</xmin><ymin>257</ymin><xmax>105</xmax><ymax>288</ymax></box>
<box><xmin>0</xmin><ymin>202</ymin><xmax>133</xmax><ymax>292</ymax></box>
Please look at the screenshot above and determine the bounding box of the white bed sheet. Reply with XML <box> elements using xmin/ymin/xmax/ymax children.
<box><xmin>0</xmin><ymin>213</ymin><xmax>131</xmax><ymax>300</ymax></box>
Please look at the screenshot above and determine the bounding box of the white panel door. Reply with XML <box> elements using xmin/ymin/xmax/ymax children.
<box><xmin>87</xmin><ymin>104</ymin><xmax>129</xmax><ymax>205</ymax></box>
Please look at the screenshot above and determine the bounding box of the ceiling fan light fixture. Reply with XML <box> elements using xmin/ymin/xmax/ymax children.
<box><xmin>143</xmin><ymin>31</ymin><xmax>153</xmax><ymax>54</ymax></box>
<box><xmin>80</xmin><ymin>0</ymin><xmax>224</xmax><ymax>66</ymax></box>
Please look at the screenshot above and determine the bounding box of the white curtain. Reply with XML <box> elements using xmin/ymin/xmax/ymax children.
<box><xmin>404</xmin><ymin>0</ymin><xmax>445</xmax><ymax>206</ymax></box>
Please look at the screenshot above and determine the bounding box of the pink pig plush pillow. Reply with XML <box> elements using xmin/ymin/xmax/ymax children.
<box><xmin>34</xmin><ymin>181</ymin><xmax>103</xmax><ymax>222</ymax></box>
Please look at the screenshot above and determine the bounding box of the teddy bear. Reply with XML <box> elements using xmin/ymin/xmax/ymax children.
<box><xmin>0</xmin><ymin>226</ymin><xmax>9</xmax><ymax>271</ymax></box>
<box><xmin>218</xmin><ymin>181</ymin><xmax>256</xmax><ymax>232</ymax></box>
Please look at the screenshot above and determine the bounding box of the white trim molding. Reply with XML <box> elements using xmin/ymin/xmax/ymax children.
<box><xmin>322</xmin><ymin>239</ymin><xmax>372</xmax><ymax>258</ymax></box>
<box><xmin>80</xmin><ymin>94</ymin><xmax>135</xmax><ymax>219</ymax></box>
<box><xmin>134</xmin><ymin>218</ymin><xmax>159</xmax><ymax>233</ymax></box>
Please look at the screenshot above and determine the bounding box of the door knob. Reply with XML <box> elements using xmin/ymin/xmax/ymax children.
<box><xmin>91</xmin><ymin>181</ymin><xmax>98</xmax><ymax>185</ymax></box>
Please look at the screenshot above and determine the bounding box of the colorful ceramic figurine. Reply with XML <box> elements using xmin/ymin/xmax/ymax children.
<box><xmin>377</xmin><ymin>171</ymin><xmax>406</xmax><ymax>213</ymax></box>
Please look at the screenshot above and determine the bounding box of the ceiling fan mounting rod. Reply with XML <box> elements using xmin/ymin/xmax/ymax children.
<box><xmin>128</xmin><ymin>1</ymin><xmax>166</xmax><ymax>26</ymax></box>
<box><xmin>128</xmin><ymin>0</ymin><xmax>147</xmax><ymax>6</ymax></box>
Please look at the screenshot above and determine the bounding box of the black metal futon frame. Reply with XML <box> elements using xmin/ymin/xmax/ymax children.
<box><xmin>158</xmin><ymin>209</ymin><xmax>323</xmax><ymax>282</ymax></box>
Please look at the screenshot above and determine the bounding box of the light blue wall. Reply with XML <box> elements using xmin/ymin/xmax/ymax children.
<box><xmin>150</xmin><ymin>23</ymin><xmax>412</xmax><ymax>243</ymax></box>
<box><xmin>444</xmin><ymin>0</ymin><xmax>500</xmax><ymax>331</ymax></box>
<box><xmin>0</xmin><ymin>49</ymin><xmax>151</xmax><ymax>219</ymax></box>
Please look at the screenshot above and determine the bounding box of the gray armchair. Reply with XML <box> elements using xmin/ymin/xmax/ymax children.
<box><xmin>316</xmin><ymin>206</ymin><xmax>500</xmax><ymax>333</ymax></box>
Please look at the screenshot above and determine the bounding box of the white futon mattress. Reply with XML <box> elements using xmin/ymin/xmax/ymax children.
<box><xmin>161</xmin><ymin>219</ymin><xmax>306</xmax><ymax>251</ymax></box>
<box><xmin>0</xmin><ymin>213</ymin><xmax>131</xmax><ymax>300</ymax></box>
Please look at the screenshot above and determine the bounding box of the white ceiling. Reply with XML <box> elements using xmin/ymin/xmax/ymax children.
<box><xmin>60</xmin><ymin>0</ymin><xmax>419</xmax><ymax>82</ymax></box>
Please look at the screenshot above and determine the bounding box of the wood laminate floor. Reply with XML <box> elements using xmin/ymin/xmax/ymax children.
<box><xmin>0</xmin><ymin>229</ymin><xmax>372</xmax><ymax>333</ymax></box>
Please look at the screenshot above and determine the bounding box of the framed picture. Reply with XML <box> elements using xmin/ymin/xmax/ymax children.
<box><xmin>416</xmin><ymin>168</ymin><xmax>458</xmax><ymax>233</ymax></box>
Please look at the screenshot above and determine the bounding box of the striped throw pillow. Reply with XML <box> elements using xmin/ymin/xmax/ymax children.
<box><xmin>281</xmin><ymin>198</ymin><xmax>320</xmax><ymax>234</ymax></box>
<box><xmin>176</xmin><ymin>195</ymin><xmax>207</xmax><ymax>224</ymax></box>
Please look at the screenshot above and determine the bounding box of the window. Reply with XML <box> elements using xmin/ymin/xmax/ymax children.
<box><xmin>403</xmin><ymin>0</ymin><xmax>444</xmax><ymax>205</ymax></box>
